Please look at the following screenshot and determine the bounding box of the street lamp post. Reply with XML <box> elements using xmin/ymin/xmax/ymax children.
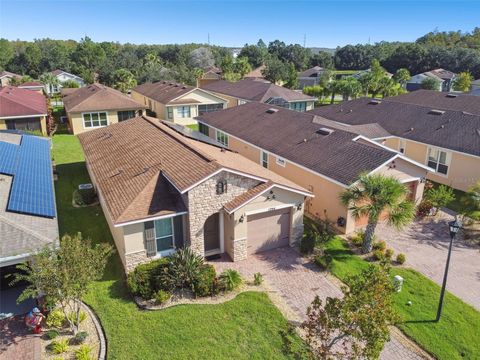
<box><xmin>436</xmin><ymin>217</ymin><xmax>462</xmax><ymax>322</ymax></box>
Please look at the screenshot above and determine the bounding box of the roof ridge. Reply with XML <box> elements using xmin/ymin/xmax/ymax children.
<box><xmin>382</xmin><ymin>97</ymin><xmax>480</xmax><ymax>117</ymax></box>
<box><xmin>68</xmin><ymin>84</ymin><xmax>103</xmax><ymax>112</ymax></box>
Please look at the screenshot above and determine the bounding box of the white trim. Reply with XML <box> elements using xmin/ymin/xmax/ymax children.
<box><xmin>0</xmin><ymin>114</ymin><xmax>47</xmax><ymax>120</ymax></box>
<box><xmin>114</xmin><ymin>211</ymin><xmax>188</xmax><ymax>227</ymax></box>
<box><xmin>215</xmin><ymin>129</ymin><xmax>229</xmax><ymax>147</ymax></box>
<box><xmin>82</xmin><ymin>111</ymin><xmax>109</xmax><ymax>130</ymax></box>
<box><xmin>168</xmin><ymin>87</ymin><xmax>229</xmax><ymax>105</ymax></box>
<box><xmin>352</xmin><ymin>135</ymin><xmax>401</xmax><ymax>153</ymax></box>
<box><xmin>245</xmin><ymin>203</ymin><xmax>294</xmax><ymax>216</ymax></box>
<box><xmin>367</xmin><ymin>154</ymin><xmax>432</xmax><ymax>182</ymax></box>
<box><xmin>399</xmin><ymin>177</ymin><xmax>421</xmax><ymax>184</ymax></box>
<box><xmin>425</xmin><ymin>146</ymin><xmax>451</xmax><ymax>177</ymax></box>
<box><xmin>0</xmin><ymin>253</ymin><xmax>31</xmax><ymax>267</ymax></box>
<box><xmin>233</xmin><ymin>237</ymin><xmax>246</xmax><ymax>243</ymax></box>
<box><xmin>151</xmin><ymin>248</ymin><xmax>176</xmax><ymax>259</ymax></box>
<box><xmin>124</xmin><ymin>249</ymin><xmax>146</xmax><ymax>256</ymax></box>
<box><xmin>197</xmin><ymin>121</ymin><xmax>350</xmax><ymax>188</ymax></box>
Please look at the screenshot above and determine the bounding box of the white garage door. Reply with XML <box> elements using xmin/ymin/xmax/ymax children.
<box><xmin>247</xmin><ymin>208</ymin><xmax>291</xmax><ymax>255</ymax></box>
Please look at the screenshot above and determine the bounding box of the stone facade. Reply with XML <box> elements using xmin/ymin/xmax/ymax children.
<box><xmin>232</xmin><ymin>238</ymin><xmax>247</xmax><ymax>261</ymax></box>
<box><xmin>125</xmin><ymin>250</ymin><xmax>150</xmax><ymax>273</ymax></box>
<box><xmin>186</xmin><ymin>171</ymin><xmax>259</xmax><ymax>257</ymax></box>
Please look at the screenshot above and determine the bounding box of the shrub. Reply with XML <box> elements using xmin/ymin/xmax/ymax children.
<box><xmin>373</xmin><ymin>249</ymin><xmax>385</xmax><ymax>261</ymax></box>
<box><xmin>127</xmin><ymin>257</ymin><xmax>170</xmax><ymax>299</ymax></box>
<box><xmin>373</xmin><ymin>240</ymin><xmax>386</xmax><ymax>251</ymax></box>
<box><xmin>385</xmin><ymin>248</ymin><xmax>394</xmax><ymax>260</ymax></box>
<box><xmin>193</xmin><ymin>264</ymin><xmax>217</xmax><ymax>297</ymax></box>
<box><xmin>425</xmin><ymin>185</ymin><xmax>455</xmax><ymax>209</ymax></box>
<box><xmin>69</xmin><ymin>331</ymin><xmax>88</xmax><ymax>345</ymax></box>
<box><xmin>219</xmin><ymin>269</ymin><xmax>242</xmax><ymax>291</ymax></box>
<box><xmin>253</xmin><ymin>272</ymin><xmax>263</xmax><ymax>286</ymax></box>
<box><xmin>67</xmin><ymin>310</ymin><xmax>87</xmax><ymax>326</ymax></box>
<box><xmin>300</xmin><ymin>232</ymin><xmax>316</xmax><ymax>254</ymax></box>
<box><xmin>45</xmin><ymin>329</ymin><xmax>59</xmax><ymax>340</ymax></box>
<box><xmin>302</xmin><ymin>218</ymin><xmax>335</xmax><ymax>254</ymax></box>
<box><xmin>49</xmin><ymin>339</ymin><xmax>69</xmax><ymax>354</ymax></box>
<box><xmin>154</xmin><ymin>289</ymin><xmax>172</xmax><ymax>305</ymax></box>
<box><xmin>46</xmin><ymin>309</ymin><xmax>65</xmax><ymax>328</ymax></box>
<box><xmin>75</xmin><ymin>344</ymin><xmax>94</xmax><ymax>360</ymax></box>
<box><xmin>314</xmin><ymin>254</ymin><xmax>333</xmax><ymax>270</ymax></box>
<box><xmin>417</xmin><ymin>200</ymin><xmax>434</xmax><ymax>217</ymax></box>
<box><xmin>163</xmin><ymin>248</ymin><xmax>204</xmax><ymax>291</ymax></box>
<box><xmin>350</xmin><ymin>230</ymin><xmax>364</xmax><ymax>247</ymax></box>
<box><xmin>396</xmin><ymin>253</ymin><xmax>406</xmax><ymax>265</ymax></box>
<box><xmin>73</xmin><ymin>187</ymin><xmax>96</xmax><ymax>206</ymax></box>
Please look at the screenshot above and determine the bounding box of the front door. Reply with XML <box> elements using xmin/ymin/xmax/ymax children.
<box><xmin>204</xmin><ymin>213</ymin><xmax>220</xmax><ymax>253</ymax></box>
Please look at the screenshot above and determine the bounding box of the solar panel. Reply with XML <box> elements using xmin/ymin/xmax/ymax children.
<box><xmin>7</xmin><ymin>135</ymin><xmax>56</xmax><ymax>218</ymax></box>
<box><xmin>0</xmin><ymin>141</ymin><xmax>19</xmax><ymax>175</ymax></box>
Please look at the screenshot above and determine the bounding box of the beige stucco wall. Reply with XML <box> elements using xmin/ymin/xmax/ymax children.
<box><xmin>0</xmin><ymin>116</ymin><xmax>47</xmax><ymax>136</ymax></box>
<box><xmin>0</xmin><ymin>119</ymin><xmax>5</xmax><ymax>130</ymax></box>
<box><xmin>68</xmin><ymin>109</ymin><xmax>141</xmax><ymax>135</ymax></box>
<box><xmin>383</xmin><ymin>137</ymin><xmax>480</xmax><ymax>192</ymax></box>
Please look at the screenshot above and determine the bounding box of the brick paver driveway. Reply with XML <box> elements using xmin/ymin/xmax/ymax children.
<box><xmin>0</xmin><ymin>316</ymin><xmax>41</xmax><ymax>360</ymax></box>
<box><xmin>375</xmin><ymin>209</ymin><xmax>479</xmax><ymax>310</ymax></box>
<box><xmin>212</xmin><ymin>247</ymin><xmax>431</xmax><ymax>360</ymax></box>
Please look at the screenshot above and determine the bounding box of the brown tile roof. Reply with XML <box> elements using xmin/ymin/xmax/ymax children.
<box><xmin>201</xmin><ymin>79</ymin><xmax>315</xmax><ymax>103</ymax></box>
<box><xmin>223</xmin><ymin>182</ymin><xmax>273</xmax><ymax>213</ymax></box>
<box><xmin>197</xmin><ymin>102</ymin><xmax>397</xmax><ymax>185</ymax></box>
<box><xmin>63</xmin><ymin>84</ymin><xmax>145</xmax><ymax>113</ymax></box>
<box><xmin>386</xmin><ymin>90</ymin><xmax>480</xmax><ymax>115</ymax></box>
<box><xmin>428</xmin><ymin>68</ymin><xmax>456</xmax><ymax>80</ymax></box>
<box><xmin>0</xmin><ymin>86</ymin><xmax>47</xmax><ymax>118</ymax></box>
<box><xmin>312</xmin><ymin>117</ymin><xmax>391</xmax><ymax>138</ymax></box>
<box><xmin>309</xmin><ymin>96</ymin><xmax>480</xmax><ymax>157</ymax></box>
<box><xmin>78</xmin><ymin>115</ymin><xmax>309</xmax><ymax>224</ymax></box>
<box><xmin>18</xmin><ymin>81</ymin><xmax>44</xmax><ymax>87</ymax></box>
<box><xmin>169</xmin><ymin>98</ymin><xmax>201</xmax><ymax>105</ymax></box>
<box><xmin>244</xmin><ymin>65</ymin><xmax>266</xmax><ymax>78</ymax></box>
<box><xmin>0</xmin><ymin>71</ymin><xmax>21</xmax><ymax>79</ymax></box>
<box><xmin>133</xmin><ymin>81</ymin><xmax>195</xmax><ymax>104</ymax></box>
<box><xmin>51</xmin><ymin>69</ymin><xmax>65</xmax><ymax>76</ymax></box>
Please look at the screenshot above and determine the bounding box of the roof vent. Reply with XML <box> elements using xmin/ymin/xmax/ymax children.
<box><xmin>369</xmin><ymin>99</ymin><xmax>382</xmax><ymax>105</ymax></box>
<box><xmin>266</xmin><ymin>108</ymin><xmax>279</xmax><ymax>114</ymax></box>
<box><xmin>446</xmin><ymin>93</ymin><xmax>458</xmax><ymax>98</ymax></box>
<box><xmin>429</xmin><ymin>109</ymin><xmax>445</xmax><ymax>115</ymax></box>
<box><xmin>316</xmin><ymin>127</ymin><xmax>334</xmax><ymax>136</ymax></box>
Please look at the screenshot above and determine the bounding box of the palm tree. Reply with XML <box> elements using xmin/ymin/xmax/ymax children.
<box><xmin>40</xmin><ymin>72</ymin><xmax>60</xmax><ymax>96</ymax></box>
<box><xmin>340</xmin><ymin>173</ymin><xmax>415</xmax><ymax>253</ymax></box>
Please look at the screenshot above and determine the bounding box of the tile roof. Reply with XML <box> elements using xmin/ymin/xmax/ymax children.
<box><xmin>0</xmin><ymin>71</ymin><xmax>21</xmax><ymax>79</ymax></box>
<box><xmin>19</xmin><ymin>81</ymin><xmax>44</xmax><ymax>87</ymax></box>
<box><xmin>51</xmin><ymin>69</ymin><xmax>65</xmax><ymax>76</ymax></box>
<box><xmin>197</xmin><ymin>102</ymin><xmax>397</xmax><ymax>185</ymax></box>
<box><xmin>244</xmin><ymin>65</ymin><xmax>266</xmax><ymax>78</ymax></box>
<box><xmin>62</xmin><ymin>83</ymin><xmax>145</xmax><ymax>113</ymax></box>
<box><xmin>386</xmin><ymin>90</ymin><xmax>480</xmax><ymax>115</ymax></box>
<box><xmin>133</xmin><ymin>81</ymin><xmax>195</xmax><ymax>104</ymax></box>
<box><xmin>201</xmin><ymin>78</ymin><xmax>316</xmax><ymax>103</ymax></box>
<box><xmin>78</xmin><ymin>115</ymin><xmax>308</xmax><ymax>224</ymax></box>
<box><xmin>309</xmin><ymin>96</ymin><xmax>480</xmax><ymax>157</ymax></box>
<box><xmin>0</xmin><ymin>86</ymin><xmax>47</xmax><ymax>118</ymax></box>
<box><xmin>428</xmin><ymin>68</ymin><xmax>456</xmax><ymax>80</ymax></box>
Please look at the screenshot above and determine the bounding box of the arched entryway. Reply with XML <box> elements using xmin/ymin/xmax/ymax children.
<box><xmin>204</xmin><ymin>213</ymin><xmax>220</xmax><ymax>254</ymax></box>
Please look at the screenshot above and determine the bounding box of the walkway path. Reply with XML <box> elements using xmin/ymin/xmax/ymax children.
<box><xmin>0</xmin><ymin>315</ymin><xmax>41</xmax><ymax>360</ymax></box>
<box><xmin>375</xmin><ymin>209</ymin><xmax>479</xmax><ymax>310</ymax></box>
<box><xmin>212</xmin><ymin>247</ymin><xmax>432</xmax><ymax>360</ymax></box>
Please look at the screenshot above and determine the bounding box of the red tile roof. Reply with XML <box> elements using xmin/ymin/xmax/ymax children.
<box><xmin>0</xmin><ymin>87</ymin><xmax>47</xmax><ymax>118</ymax></box>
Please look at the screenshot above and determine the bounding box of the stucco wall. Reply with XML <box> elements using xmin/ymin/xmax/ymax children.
<box><xmin>68</xmin><ymin>109</ymin><xmax>140</xmax><ymax>135</ymax></box>
<box><xmin>0</xmin><ymin>116</ymin><xmax>47</xmax><ymax>135</ymax></box>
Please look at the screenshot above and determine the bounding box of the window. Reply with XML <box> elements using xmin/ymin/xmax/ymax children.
<box><xmin>261</xmin><ymin>151</ymin><xmax>268</xmax><ymax>168</ymax></box>
<box><xmin>276</xmin><ymin>157</ymin><xmax>286</xmax><ymax>167</ymax></box>
<box><xmin>266</xmin><ymin>97</ymin><xmax>289</xmax><ymax>108</ymax></box>
<box><xmin>117</xmin><ymin>110</ymin><xmax>136</xmax><ymax>122</ymax></box>
<box><xmin>427</xmin><ymin>147</ymin><xmax>450</xmax><ymax>175</ymax></box>
<box><xmin>199</xmin><ymin>123</ymin><xmax>209</xmax><ymax>136</ymax></box>
<box><xmin>399</xmin><ymin>139</ymin><xmax>406</xmax><ymax>154</ymax></box>
<box><xmin>167</xmin><ymin>107</ymin><xmax>173</xmax><ymax>119</ymax></box>
<box><xmin>216</xmin><ymin>130</ymin><xmax>229</xmax><ymax>147</ymax></box>
<box><xmin>83</xmin><ymin>112</ymin><xmax>107</xmax><ymax>128</ymax></box>
<box><xmin>176</xmin><ymin>106</ymin><xmax>191</xmax><ymax>118</ymax></box>
<box><xmin>198</xmin><ymin>103</ymin><xmax>224</xmax><ymax>115</ymax></box>
<box><xmin>154</xmin><ymin>218</ymin><xmax>174</xmax><ymax>253</ymax></box>
<box><xmin>289</xmin><ymin>101</ymin><xmax>307</xmax><ymax>112</ymax></box>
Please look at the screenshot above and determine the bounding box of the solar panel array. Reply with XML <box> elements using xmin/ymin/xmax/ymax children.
<box><xmin>0</xmin><ymin>135</ymin><xmax>56</xmax><ymax>218</ymax></box>
<box><xmin>0</xmin><ymin>142</ymin><xmax>19</xmax><ymax>175</ymax></box>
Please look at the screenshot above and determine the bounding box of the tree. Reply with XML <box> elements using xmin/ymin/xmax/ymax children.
<box><xmin>326</xmin><ymin>80</ymin><xmax>341</xmax><ymax>104</ymax></box>
<box><xmin>238</xmin><ymin>44</ymin><xmax>267</xmax><ymax>68</ymax></box>
<box><xmin>339</xmin><ymin>173</ymin><xmax>415</xmax><ymax>253</ymax></box>
<box><xmin>262</xmin><ymin>56</ymin><xmax>288</xmax><ymax>84</ymax></box>
<box><xmin>9</xmin><ymin>75</ymin><xmax>32</xmax><ymax>86</ymax></box>
<box><xmin>284</xmin><ymin>63</ymin><xmax>298</xmax><ymax>89</ymax></box>
<box><xmin>337</xmin><ymin>77</ymin><xmax>362</xmax><ymax>100</ymax></box>
<box><xmin>301</xmin><ymin>264</ymin><xmax>399</xmax><ymax>360</ymax></box>
<box><xmin>71</xmin><ymin>37</ymin><xmax>106</xmax><ymax>78</ymax></box>
<box><xmin>62</xmin><ymin>79</ymin><xmax>80</xmax><ymax>88</ymax></box>
<box><xmin>233</xmin><ymin>56</ymin><xmax>252</xmax><ymax>78</ymax></box>
<box><xmin>40</xmin><ymin>72</ymin><xmax>61</xmax><ymax>95</ymax></box>
<box><xmin>0</xmin><ymin>38</ymin><xmax>14</xmax><ymax>70</ymax></box>
<box><xmin>310</xmin><ymin>50</ymin><xmax>334</xmax><ymax>69</ymax></box>
<box><xmin>393</xmin><ymin>68</ymin><xmax>411</xmax><ymax>88</ymax></box>
<box><xmin>378</xmin><ymin>77</ymin><xmax>400</xmax><ymax>98</ymax></box>
<box><xmin>425</xmin><ymin>184</ymin><xmax>455</xmax><ymax>211</ymax></box>
<box><xmin>460</xmin><ymin>181</ymin><xmax>480</xmax><ymax>220</ymax></box>
<box><xmin>12</xmin><ymin>233</ymin><xmax>112</xmax><ymax>334</ymax></box>
<box><xmin>189</xmin><ymin>47</ymin><xmax>215</xmax><ymax>69</ymax></box>
<box><xmin>113</xmin><ymin>68</ymin><xmax>137</xmax><ymax>93</ymax></box>
<box><xmin>453</xmin><ymin>71</ymin><xmax>474</xmax><ymax>92</ymax></box>
<box><xmin>421</xmin><ymin>77</ymin><xmax>441</xmax><ymax>90</ymax></box>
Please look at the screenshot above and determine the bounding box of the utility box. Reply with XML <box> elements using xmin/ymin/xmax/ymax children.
<box><xmin>393</xmin><ymin>275</ymin><xmax>404</xmax><ymax>292</ymax></box>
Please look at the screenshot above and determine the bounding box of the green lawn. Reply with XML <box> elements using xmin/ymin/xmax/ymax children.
<box><xmin>324</xmin><ymin>237</ymin><xmax>480</xmax><ymax>360</ymax></box>
<box><xmin>51</xmin><ymin>133</ymin><xmax>300</xmax><ymax>359</ymax></box>
<box><xmin>186</xmin><ymin>123</ymin><xmax>199</xmax><ymax>131</ymax></box>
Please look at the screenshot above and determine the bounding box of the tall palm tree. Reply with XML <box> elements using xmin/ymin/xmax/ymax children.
<box><xmin>40</xmin><ymin>72</ymin><xmax>60</xmax><ymax>96</ymax></box>
<box><xmin>340</xmin><ymin>174</ymin><xmax>415</xmax><ymax>253</ymax></box>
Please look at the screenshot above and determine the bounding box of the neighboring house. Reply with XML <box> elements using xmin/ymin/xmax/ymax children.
<box><xmin>351</xmin><ymin>68</ymin><xmax>393</xmax><ymax>80</ymax></box>
<box><xmin>198</xmin><ymin>66</ymin><xmax>222</xmax><ymax>87</ymax></box>
<box><xmin>470</xmin><ymin>79</ymin><xmax>480</xmax><ymax>96</ymax></box>
<box><xmin>62</xmin><ymin>83</ymin><xmax>146</xmax><ymax>134</ymax></box>
<box><xmin>196</xmin><ymin>102</ymin><xmax>429</xmax><ymax>234</ymax></box>
<box><xmin>244</xmin><ymin>65</ymin><xmax>266</xmax><ymax>80</ymax></box>
<box><xmin>0</xmin><ymin>71</ymin><xmax>21</xmax><ymax>86</ymax></box>
<box><xmin>46</xmin><ymin>69</ymin><xmax>86</xmax><ymax>94</ymax></box>
<box><xmin>406</xmin><ymin>69</ymin><xmax>456</xmax><ymax>92</ymax></box>
<box><xmin>0</xmin><ymin>86</ymin><xmax>48</xmax><ymax>135</ymax></box>
<box><xmin>298</xmin><ymin>66</ymin><xmax>325</xmax><ymax>89</ymax></box>
<box><xmin>0</xmin><ymin>132</ymin><xmax>58</xmax><ymax>268</ymax></box>
<box><xmin>78</xmin><ymin>115</ymin><xmax>311</xmax><ymax>272</ymax></box>
<box><xmin>201</xmin><ymin>78</ymin><xmax>317</xmax><ymax>112</ymax></box>
<box><xmin>310</xmin><ymin>90</ymin><xmax>480</xmax><ymax>192</ymax></box>
<box><xmin>131</xmin><ymin>81</ymin><xmax>228</xmax><ymax>126</ymax></box>
<box><xmin>18</xmin><ymin>81</ymin><xmax>45</xmax><ymax>94</ymax></box>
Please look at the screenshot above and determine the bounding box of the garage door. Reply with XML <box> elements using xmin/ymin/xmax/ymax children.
<box><xmin>247</xmin><ymin>208</ymin><xmax>291</xmax><ymax>255</ymax></box>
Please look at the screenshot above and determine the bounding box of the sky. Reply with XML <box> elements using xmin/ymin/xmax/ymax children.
<box><xmin>0</xmin><ymin>0</ymin><xmax>479</xmax><ymax>48</ymax></box>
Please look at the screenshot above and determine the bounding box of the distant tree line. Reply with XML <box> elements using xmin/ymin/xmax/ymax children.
<box><xmin>0</xmin><ymin>28</ymin><xmax>478</xmax><ymax>91</ymax></box>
